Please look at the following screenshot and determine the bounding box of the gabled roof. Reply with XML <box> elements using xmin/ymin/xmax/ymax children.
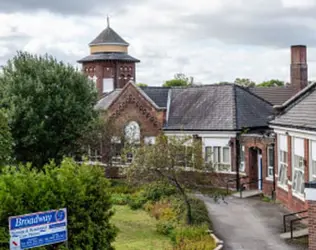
<box><xmin>249</xmin><ymin>85</ymin><xmax>295</xmax><ymax>105</ymax></box>
<box><xmin>95</xmin><ymin>83</ymin><xmax>168</xmax><ymax>111</ymax></box>
<box><xmin>270</xmin><ymin>82</ymin><xmax>316</xmax><ymax>130</ymax></box>
<box><xmin>89</xmin><ymin>26</ymin><xmax>129</xmax><ymax>46</ymax></box>
<box><xmin>77</xmin><ymin>52</ymin><xmax>140</xmax><ymax>63</ymax></box>
<box><xmin>165</xmin><ymin>84</ymin><xmax>273</xmax><ymax>131</ymax></box>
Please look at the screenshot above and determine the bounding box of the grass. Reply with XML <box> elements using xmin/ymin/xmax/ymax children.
<box><xmin>112</xmin><ymin>205</ymin><xmax>172</xmax><ymax>250</ymax></box>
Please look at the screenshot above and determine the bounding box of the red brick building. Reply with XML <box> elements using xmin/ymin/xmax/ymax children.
<box><xmin>79</xmin><ymin>23</ymin><xmax>313</xmax><ymax>212</ymax></box>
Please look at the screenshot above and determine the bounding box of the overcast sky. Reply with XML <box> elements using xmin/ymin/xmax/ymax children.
<box><xmin>1</xmin><ymin>0</ymin><xmax>316</xmax><ymax>86</ymax></box>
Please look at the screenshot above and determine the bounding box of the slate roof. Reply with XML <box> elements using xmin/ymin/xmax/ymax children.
<box><xmin>95</xmin><ymin>86</ymin><xmax>169</xmax><ymax>110</ymax></box>
<box><xmin>95</xmin><ymin>89</ymin><xmax>122</xmax><ymax>110</ymax></box>
<box><xmin>249</xmin><ymin>86</ymin><xmax>295</xmax><ymax>105</ymax></box>
<box><xmin>89</xmin><ymin>27</ymin><xmax>129</xmax><ymax>46</ymax></box>
<box><xmin>140</xmin><ymin>87</ymin><xmax>170</xmax><ymax>108</ymax></box>
<box><xmin>270</xmin><ymin>82</ymin><xmax>316</xmax><ymax>130</ymax></box>
<box><xmin>165</xmin><ymin>84</ymin><xmax>274</xmax><ymax>131</ymax></box>
<box><xmin>78</xmin><ymin>52</ymin><xmax>140</xmax><ymax>63</ymax></box>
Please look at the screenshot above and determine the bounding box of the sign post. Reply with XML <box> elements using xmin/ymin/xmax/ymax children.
<box><xmin>9</xmin><ymin>208</ymin><xmax>67</xmax><ymax>249</ymax></box>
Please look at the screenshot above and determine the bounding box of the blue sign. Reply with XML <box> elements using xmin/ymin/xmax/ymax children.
<box><xmin>9</xmin><ymin>208</ymin><xmax>67</xmax><ymax>249</ymax></box>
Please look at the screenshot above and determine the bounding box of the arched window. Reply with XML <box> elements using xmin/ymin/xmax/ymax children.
<box><xmin>125</xmin><ymin>121</ymin><xmax>140</xmax><ymax>144</ymax></box>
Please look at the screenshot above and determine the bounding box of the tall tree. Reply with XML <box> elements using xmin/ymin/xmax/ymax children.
<box><xmin>126</xmin><ymin>134</ymin><xmax>215</xmax><ymax>225</ymax></box>
<box><xmin>0</xmin><ymin>51</ymin><xmax>97</xmax><ymax>168</ymax></box>
<box><xmin>163</xmin><ymin>73</ymin><xmax>194</xmax><ymax>87</ymax></box>
<box><xmin>257</xmin><ymin>79</ymin><xmax>285</xmax><ymax>87</ymax></box>
<box><xmin>234</xmin><ymin>78</ymin><xmax>256</xmax><ymax>87</ymax></box>
<box><xmin>0</xmin><ymin>109</ymin><xmax>12</xmax><ymax>166</ymax></box>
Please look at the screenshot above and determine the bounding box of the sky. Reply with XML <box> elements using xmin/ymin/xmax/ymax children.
<box><xmin>1</xmin><ymin>0</ymin><xmax>316</xmax><ymax>86</ymax></box>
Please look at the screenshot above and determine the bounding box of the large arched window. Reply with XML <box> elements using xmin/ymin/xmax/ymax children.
<box><xmin>125</xmin><ymin>121</ymin><xmax>140</xmax><ymax>144</ymax></box>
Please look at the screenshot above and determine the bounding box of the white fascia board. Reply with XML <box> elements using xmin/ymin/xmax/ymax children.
<box><xmin>164</xmin><ymin>131</ymin><xmax>237</xmax><ymax>138</ymax></box>
<box><xmin>271</xmin><ymin>125</ymin><xmax>316</xmax><ymax>141</ymax></box>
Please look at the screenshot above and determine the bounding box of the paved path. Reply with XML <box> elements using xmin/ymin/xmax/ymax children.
<box><xmin>196</xmin><ymin>194</ymin><xmax>307</xmax><ymax>250</ymax></box>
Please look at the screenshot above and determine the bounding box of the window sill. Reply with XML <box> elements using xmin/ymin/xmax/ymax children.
<box><xmin>292</xmin><ymin>192</ymin><xmax>305</xmax><ymax>202</ymax></box>
<box><xmin>265</xmin><ymin>177</ymin><xmax>274</xmax><ymax>182</ymax></box>
<box><xmin>277</xmin><ymin>183</ymin><xmax>288</xmax><ymax>192</ymax></box>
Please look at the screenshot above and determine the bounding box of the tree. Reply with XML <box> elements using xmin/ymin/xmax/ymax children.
<box><xmin>234</xmin><ymin>78</ymin><xmax>256</xmax><ymax>87</ymax></box>
<box><xmin>136</xmin><ymin>83</ymin><xmax>148</xmax><ymax>87</ymax></box>
<box><xmin>0</xmin><ymin>158</ymin><xmax>117</xmax><ymax>249</ymax></box>
<box><xmin>126</xmin><ymin>133</ymin><xmax>213</xmax><ymax>225</ymax></box>
<box><xmin>0</xmin><ymin>109</ymin><xmax>12</xmax><ymax>166</ymax></box>
<box><xmin>163</xmin><ymin>73</ymin><xmax>194</xmax><ymax>87</ymax></box>
<box><xmin>0</xmin><ymin>51</ymin><xmax>97</xmax><ymax>168</ymax></box>
<box><xmin>257</xmin><ymin>79</ymin><xmax>285</xmax><ymax>87</ymax></box>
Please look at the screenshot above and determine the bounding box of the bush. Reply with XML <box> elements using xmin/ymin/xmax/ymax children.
<box><xmin>0</xmin><ymin>158</ymin><xmax>117</xmax><ymax>250</ymax></box>
<box><xmin>156</xmin><ymin>221</ymin><xmax>174</xmax><ymax>236</ymax></box>
<box><xmin>188</xmin><ymin>197</ymin><xmax>212</xmax><ymax>227</ymax></box>
<box><xmin>127</xmin><ymin>191</ymin><xmax>148</xmax><ymax>210</ymax></box>
<box><xmin>0</xmin><ymin>109</ymin><xmax>12</xmax><ymax>166</ymax></box>
<box><xmin>109</xmin><ymin>179</ymin><xmax>137</xmax><ymax>194</ymax></box>
<box><xmin>142</xmin><ymin>182</ymin><xmax>177</xmax><ymax>202</ymax></box>
<box><xmin>111</xmin><ymin>193</ymin><xmax>130</xmax><ymax>205</ymax></box>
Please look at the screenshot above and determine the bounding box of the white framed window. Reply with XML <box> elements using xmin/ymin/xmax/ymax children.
<box><xmin>102</xmin><ymin>78</ymin><xmax>114</xmax><ymax>93</ymax></box>
<box><xmin>310</xmin><ymin>140</ymin><xmax>316</xmax><ymax>181</ymax></box>
<box><xmin>267</xmin><ymin>146</ymin><xmax>274</xmax><ymax>178</ymax></box>
<box><xmin>240</xmin><ymin>145</ymin><xmax>245</xmax><ymax>172</ymax></box>
<box><xmin>205</xmin><ymin>146</ymin><xmax>231</xmax><ymax>172</ymax></box>
<box><xmin>125</xmin><ymin>121</ymin><xmax>140</xmax><ymax>144</ymax></box>
<box><xmin>292</xmin><ymin>137</ymin><xmax>305</xmax><ymax>196</ymax></box>
<box><xmin>278</xmin><ymin>134</ymin><xmax>288</xmax><ymax>187</ymax></box>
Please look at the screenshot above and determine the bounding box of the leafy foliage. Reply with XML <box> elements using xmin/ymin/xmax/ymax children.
<box><xmin>127</xmin><ymin>133</ymin><xmax>210</xmax><ymax>224</ymax></box>
<box><xmin>257</xmin><ymin>79</ymin><xmax>285</xmax><ymax>87</ymax></box>
<box><xmin>234</xmin><ymin>78</ymin><xmax>256</xmax><ymax>87</ymax></box>
<box><xmin>136</xmin><ymin>83</ymin><xmax>148</xmax><ymax>87</ymax></box>
<box><xmin>0</xmin><ymin>51</ymin><xmax>97</xmax><ymax>167</ymax></box>
<box><xmin>0</xmin><ymin>109</ymin><xmax>12</xmax><ymax>165</ymax></box>
<box><xmin>0</xmin><ymin>158</ymin><xmax>117</xmax><ymax>250</ymax></box>
<box><xmin>163</xmin><ymin>73</ymin><xmax>195</xmax><ymax>87</ymax></box>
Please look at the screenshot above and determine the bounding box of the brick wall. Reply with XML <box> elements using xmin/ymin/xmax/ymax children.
<box><xmin>108</xmin><ymin>83</ymin><xmax>165</xmax><ymax>137</ymax></box>
<box><xmin>82</xmin><ymin>61</ymin><xmax>136</xmax><ymax>96</ymax></box>
<box><xmin>240</xmin><ymin>135</ymin><xmax>275</xmax><ymax>196</ymax></box>
<box><xmin>308</xmin><ymin>200</ymin><xmax>316</xmax><ymax>250</ymax></box>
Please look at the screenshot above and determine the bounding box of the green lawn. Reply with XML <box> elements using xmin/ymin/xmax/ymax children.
<box><xmin>112</xmin><ymin>205</ymin><xmax>172</xmax><ymax>250</ymax></box>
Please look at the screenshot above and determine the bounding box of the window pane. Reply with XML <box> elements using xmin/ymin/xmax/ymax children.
<box><xmin>214</xmin><ymin>147</ymin><xmax>220</xmax><ymax>163</ymax></box>
<box><xmin>223</xmin><ymin>147</ymin><xmax>230</xmax><ymax>163</ymax></box>
<box><xmin>268</xmin><ymin>147</ymin><xmax>274</xmax><ymax>166</ymax></box>
<box><xmin>205</xmin><ymin>147</ymin><xmax>212</xmax><ymax>162</ymax></box>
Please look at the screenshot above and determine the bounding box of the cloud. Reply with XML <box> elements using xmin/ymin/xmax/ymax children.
<box><xmin>1</xmin><ymin>0</ymin><xmax>316</xmax><ymax>87</ymax></box>
<box><xmin>0</xmin><ymin>0</ymin><xmax>144</xmax><ymax>15</ymax></box>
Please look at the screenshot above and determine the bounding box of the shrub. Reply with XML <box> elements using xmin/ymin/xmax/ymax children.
<box><xmin>173</xmin><ymin>235</ymin><xmax>216</xmax><ymax>250</ymax></box>
<box><xmin>142</xmin><ymin>182</ymin><xmax>177</xmax><ymax>202</ymax></box>
<box><xmin>171</xmin><ymin>224</ymin><xmax>209</xmax><ymax>244</ymax></box>
<box><xmin>109</xmin><ymin>179</ymin><xmax>137</xmax><ymax>194</ymax></box>
<box><xmin>146</xmin><ymin>200</ymin><xmax>177</xmax><ymax>221</ymax></box>
<box><xmin>127</xmin><ymin>191</ymin><xmax>148</xmax><ymax>210</ymax></box>
<box><xmin>111</xmin><ymin>193</ymin><xmax>130</xmax><ymax>205</ymax></box>
<box><xmin>188</xmin><ymin>197</ymin><xmax>212</xmax><ymax>227</ymax></box>
<box><xmin>156</xmin><ymin>221</ymin><xmax>174</xmax><ymax>236</ymax></box>
<box><xmin>0</xmin><ymin>158</ymin><xmax>117</xmax><ymax>250</ymax></box>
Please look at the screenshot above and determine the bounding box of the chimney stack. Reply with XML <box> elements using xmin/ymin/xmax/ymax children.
<box><xmin>291</xmin><ymin>45</ymin><xmax>308</xmax><ymax>93</ymax></box>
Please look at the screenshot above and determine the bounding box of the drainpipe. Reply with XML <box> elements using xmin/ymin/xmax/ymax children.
<box><xmin>271</xmin><ymin>142</ymin><xmax>276</xmax><ymax>200</ymax></box>
<box><xmin>236</xmin><ymin>134</ymin><xmax>241</xmax><ymax>191</ymax></box>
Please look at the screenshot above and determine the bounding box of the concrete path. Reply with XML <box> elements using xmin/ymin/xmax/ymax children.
<box><xmin>195</xmin><ymin>194</ymin><xmax>308</xmax><ymax>250</ymax></box>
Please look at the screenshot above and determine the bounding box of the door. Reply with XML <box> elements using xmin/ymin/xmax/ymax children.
<box><xmin>258</xmin><ymin>152</ymin><xmax>263</xmax><ymax>190</ymax></box>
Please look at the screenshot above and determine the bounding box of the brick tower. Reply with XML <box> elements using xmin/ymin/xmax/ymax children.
<box><xmin>78</xmin><ymin>17</ymin><xmax>140</xmax><ymax>96</ymax></box>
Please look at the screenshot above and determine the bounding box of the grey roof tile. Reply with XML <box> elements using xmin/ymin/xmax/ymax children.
<box><xmin>95</xmin><ymin>89</ymin><xmax>122</xmax><ymax>110</ymax></box>
<box><xmin>89</xmin><ymin>27</ymin><xmax>129</xmax><ymax>46</ymax></box>
<box><xmin>165</xmin><ymin>84</ymin><xmax>274</xmax><ymax>131</ymax></box>
<box><xmin>270</xmin><ymin>83</ymin><xmax>316</xmax><ymax>130</ymax></box>
<box><xmin>249</xmin><ymin>86</ymin><xmax>295</xmax><ymax>105</ymax></box>
<box><xmin>78</xmin><ymin>52</ymin><xmax>140</xmax><ymax>63</ymax></box>
<box><xmin>140</xmin><ymin>87</ymin><xmax>170</xmax><ymax>108</ymax></box>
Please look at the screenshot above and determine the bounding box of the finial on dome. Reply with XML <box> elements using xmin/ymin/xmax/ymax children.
<box><xmin>107</xmin><ymin>15</ymin><xmax>110</xmax><ymax>27</ymax></box>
